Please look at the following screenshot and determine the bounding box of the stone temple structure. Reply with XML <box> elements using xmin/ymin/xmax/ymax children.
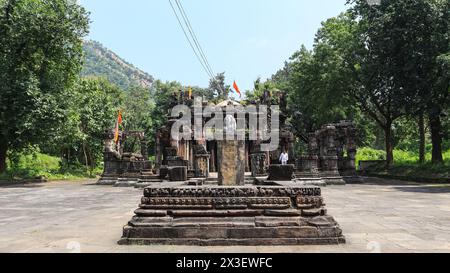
<box><xmin>115</xmin><ymin>91</ymin><xmax>350</xmax><ymax>246</ymax></box>
<box><xmin>97</xmin><ymin>129</ymin><xmax>154</xmax><ymax>187</ymax></box>
<box><xmin>98</xmin><ymin>90</ymin><xmax>359</xmax><ymax>187</ymax></box>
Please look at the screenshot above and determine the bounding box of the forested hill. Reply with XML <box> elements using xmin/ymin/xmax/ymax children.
<box><xmin>81</xmin><ymin>40</ymin><xmax>154</xmax><ymax>90</ymax></box>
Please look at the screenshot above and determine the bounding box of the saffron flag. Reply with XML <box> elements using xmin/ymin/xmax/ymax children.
<box><xmin>233</xmin><ymin>81</ymin><xmax>242</xmax><ymax>98</ymax></box>
<box><xmin>188</xmin><ymin>87</ymin><xmax>192</xmax><ymax>99</ymax></box>
<box><xmin>114</xmin><ymin>110</ymin><xmax>123</xmax><ymax>144</ymax></box>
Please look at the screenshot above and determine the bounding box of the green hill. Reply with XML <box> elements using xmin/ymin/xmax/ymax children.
<box><xmin>81</xmin><ymin>40</ymin><xmax>154</xmax><ymax>90</ymax></box>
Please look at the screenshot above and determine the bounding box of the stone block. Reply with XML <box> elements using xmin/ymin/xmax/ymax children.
<box><xmin>168</xmin><ymin>166</ymin><xmax>187</xmax><ymax>182</ymax></box>
<box><xmin>268</xmin><ymin>164</ymin><xmax>295</xmax><ymax>181</ymax></box>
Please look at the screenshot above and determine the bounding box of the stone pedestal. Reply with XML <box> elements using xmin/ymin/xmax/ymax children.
<box><xmin>168</xmin><ymin>166</ymin><xmax>187</xmax><ymax>182</ymax></box>
<box><xmin>118</xmin><ymin>185</ymin><xmax>345</xmax><ymax>246</ymax></box>
<box><xmin>268</xmin><ymin>165</ymin><xmax>295</xmax><ymax>181</ymax></box>
<box><xmin>217</xmin><ymin>140</ymin><xmax>245</xmax><ymax>186</ymax></box>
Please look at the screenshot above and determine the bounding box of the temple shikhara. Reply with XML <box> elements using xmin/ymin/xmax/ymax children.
<box><xmin>97</xmin><ymin>91</ymin><xmax>359</xmax><ymax>245</ymax></box>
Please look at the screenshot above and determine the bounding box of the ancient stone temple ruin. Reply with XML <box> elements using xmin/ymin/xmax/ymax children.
<box><xmin>97</xmin><ymin>90</ymin><xmax>359</xmax><ymax>187</ymax></box>
<box><xmin>115</xmin><ymin>92</ymin><xmax>350</xmax><ymax>246</ymax></box>
<box><xmin>97</xmin><ymin>129</ymin><xmax>153</xmax><ymax>187</ymax></box>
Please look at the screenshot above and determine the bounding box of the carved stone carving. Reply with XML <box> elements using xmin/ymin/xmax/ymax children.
<box><xmin>250</xmin><ymin>153</ymin><xmax>267</xmax><ymax>177</ymax></box>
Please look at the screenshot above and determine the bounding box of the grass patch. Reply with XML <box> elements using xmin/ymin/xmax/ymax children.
<box><xmin>357</xmin><ymin>147</ymin><xmax>450</xmax><ymax>179</ymax></box>
<box><xmin>0</xmin><ymin>152</ymin><xmax>101</xmax><ymax>183</ymax></box>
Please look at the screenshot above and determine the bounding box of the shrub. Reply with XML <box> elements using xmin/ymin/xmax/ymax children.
<box><xmin>1</xmin><ymin>151</ymin><xmax>97</xmax><ymax>182</ymax></box>
<box><xmin>355</xmin><ymin>147</ymin><xmax>386</xmax><ymax>166</ymax></box>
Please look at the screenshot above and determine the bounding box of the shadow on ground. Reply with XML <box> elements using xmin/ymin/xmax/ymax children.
<box><xmin>0</xmin><ymin>183</ymin><xmax>45</xmax><ymax>189</ymax></box>
<box><xmin>360</xmin><ymin>177</ymin><xmax>419</xmax><ymax>186</ymax></box>
<box><xmin>392</xmin><ymin>184</ymin><xmax>450</xmax><ymax>194</ymax></box>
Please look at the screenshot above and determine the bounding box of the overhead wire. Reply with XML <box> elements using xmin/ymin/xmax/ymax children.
<box><xmin>168</xmin><ymin>0</ymin><xmax>214</xmax><ymax>80</ymax></box>
<box><xmin>168</xmin><ymin>0</ymin><xmax>228</xmax><ymax>97</ymax></box>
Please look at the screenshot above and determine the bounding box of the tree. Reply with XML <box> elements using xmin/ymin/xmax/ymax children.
<box><xmin>209</xmin><ymin>72</ymin><xmax>230</xmax><ymax>101</ymax></box>
<box><xmin>0</xmin><ymin>0</ymin><xmax>89</xmax><ymax>173</ymax></box>
<box><xmin>287</xmin><ymin>42</ymin><xmax>356</xmax><ymax>136</ymax></box>
<box><xmin>123</xmin><ymin>86</ymin><xmax>155</xmax><ymax>155</ymax></box>
<box><xmin>348</xmin><ymin>0</ymin><xmax>450</xmax><ymax>164</ymax></box>
<box><xmin>48</xmin><ymin>77</ymin><xmax>123</xmax><ymax>172</ymax></box>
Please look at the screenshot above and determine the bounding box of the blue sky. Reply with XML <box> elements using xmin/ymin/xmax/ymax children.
<box><xmin>79</xmin><ymin>0</ymin><xmax>348</xmax><ymax>92</ymax></box>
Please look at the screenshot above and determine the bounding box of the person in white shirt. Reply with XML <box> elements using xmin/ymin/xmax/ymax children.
<box><xmin>279</xmin><ymin>151</ymin><xmax>289</xmax><ymax>165</ymax></box>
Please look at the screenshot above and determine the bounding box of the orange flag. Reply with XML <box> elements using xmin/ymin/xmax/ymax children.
<box><xmin>233</xmin><ymin>81</ymin><xmax>242</xmax><ymax>98</ymax></box>
<box><xmin>114</xmin><ymin>110</ymin><xmax>123</xmax><ymax>143</ymax></box>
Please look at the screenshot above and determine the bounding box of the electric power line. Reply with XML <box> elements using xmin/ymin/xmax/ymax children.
<box><xmin>168</xmin><ymin>0</ymin><xmax>227</xmax><ymax>97</ymax></box>
<box><xmin>175</xmin><ymin>0</ymin><xmax>215</xmax><ymax>79</ymax></box>
<box><xmin>168</xmin><ymin>0</ymin><xmax>214</xmax><ymax>80</ymax></box>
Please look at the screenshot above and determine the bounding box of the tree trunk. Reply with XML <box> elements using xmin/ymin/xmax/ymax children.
<box><xmin>418</xmin><ymin>113</ymin><xmax>426</xmax><ymax>164</ymax></box>
<box><xmin>429</xmin><ymin>114</ymin><xmax>443</xmax><ymax>164</ymax></box>
<box><xmin>67</xmin><ymin>148</ymin><xmax>70</xmax><ymax>167</ymax></box>
<box><xmin>82</xmin><ymin>142</ymin><xmax>89</xmax><ymax>171</ymax></box>
<box><xmin>384</xmin><ymin>122</ymin><xmax>394</xmax><ymax>168</ymax></box>
<box><xmin>0</xmin><ymin>139</ymin><xmax>7</xmax><ymax>173</ymax></box>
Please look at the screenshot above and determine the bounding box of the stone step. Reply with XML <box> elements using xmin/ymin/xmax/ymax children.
<box><xmin>114</xmin><ymin>180</ymin><xmax>138</xmax><ymax>187</ymax></box>
<box><xmin>322</xmin><ymin>177</ymin><xmax>346</xmax><ymax>185</ymax></box>
<box><xmin>139</xmin><ymin>175</ymin><xmax>160</xmax><ymax>180</ymax></box>
<box><xmin>141</xmin><ymin>179</ymin><xmax>164</xmax><ymax>182</ymax></box>
<box><xmin>96</xmin><ymin>179</ymin><xmax>117</xmax><ymax>186</ymax></box>
<box><xmin>135</xmin><ymin>182</ymin><xmax>153</xmax><ymax>189</ymax></box>
<box><xmin>118</xmin><ymin>177</ymin><xmax>139</xmax><ymax>182</ymax></box>
<box><xmin>293</xmin><ymin>178</ymin><xmax>327</xmax><ymax>187</ymax></box>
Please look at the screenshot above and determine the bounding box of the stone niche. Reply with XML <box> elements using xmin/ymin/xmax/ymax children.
<box><xmin>217</xmin><ymin>140</ymin><xmax>246</xmax><ymax>186</ymax></box>
<box><xmin>118</xmin><ymin>185</ymin><xmax>345</xmax><ymax>246</ymax></box>
<box><xmin>194</xmin><ymin>145</ymin><xmax>210</xmax><ymax>178</ymax></box>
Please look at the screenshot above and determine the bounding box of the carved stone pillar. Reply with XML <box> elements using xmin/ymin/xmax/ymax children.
<box><xmin>306</xmin><ymin>133</ymin><xmax>320</xmax><ymax>176</ymax></box>
<box><xmin>217</xmin><ymin>140</ymin><xmax>246</xmax><ymax>186</ymax></box>
<box><xmin>345</xmin><ymin>126</ymin><xmax>358</xmax><ymax>176</ymax></box>
<box><xmin>321</xmin><ymin>125</ymin><xmax>339</xmax><ymax>176</ymax></box>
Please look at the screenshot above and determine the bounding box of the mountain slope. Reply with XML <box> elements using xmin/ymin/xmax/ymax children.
<box><xmin>81</xmin><ymin>40</ymin><xmax>154</xmax><ymax>90</ymax></box>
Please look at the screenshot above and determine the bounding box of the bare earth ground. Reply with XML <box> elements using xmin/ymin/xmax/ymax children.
<box><xmin>0</xmin><ymin>178</ymin><xmax>449</xmax><ymax>253</ymax></box>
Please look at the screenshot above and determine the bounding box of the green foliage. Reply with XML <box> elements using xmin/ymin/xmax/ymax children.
<box><xmin>150</xmin><ymin>80</ymin><xmax>183</xmax><ymax>132</ymax></box>
<box><xmin>42</xmin><ymin>77</ymin><xmax>124</xmax><ymax>172</ymax></box>
<box><xmin>356</xmin><ymin>147</ymin><xmax>450</xmax><ymax>178</ymax></box>
<box><xmin>0</xmin><ymin>150</ymin><xmax>100</xmax><ymax>181</ymax></box>
<box><xmin>355</xmin><ymin>147</ymin><xmax>386</xmax><ymax>166</ymax></box>
<box><xmin>208</xmin><ymin>72</ymin><xmax>229</xmax><ymax>101</ymax></box>
<box><xmin>0</xmin><ymin>0</ymin><xmax>89</xmax><ymax>172</ymax></box>
<box><xmin>81</xmin><ymin>40</ymin><xmax>154</xmax><ymax>90</ymax></box>
<box><xmin>357</xmin><ymin>147</ymin><xmax>450</xmax><ymax>166</ymax></box>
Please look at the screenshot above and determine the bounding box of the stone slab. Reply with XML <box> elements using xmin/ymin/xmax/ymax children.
<box><xmin>268</xmin><ymin>165</ymin><xmax>295</xmax><ymax>181</ymax></box>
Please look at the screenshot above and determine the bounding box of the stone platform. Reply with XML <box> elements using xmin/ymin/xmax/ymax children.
<box><xmin>118</xmin><ymin>184</ymin><xmax>345</xmax><ymax>246</ymax></box>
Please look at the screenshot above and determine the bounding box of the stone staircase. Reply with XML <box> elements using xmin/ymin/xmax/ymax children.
<box><xmin>134</xmin><ymin>169</ymin><xmax>163</xmax><ymax>188</ymax></box>
<box><xmin>114</xmin><ymin>177</ymin><xmax>139</xmax><ymax>187</ymax></box>
<box><xmin>96</xmin><ymin>176</ymin><xmax>118</xmax><ymax>186</ymax></box>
